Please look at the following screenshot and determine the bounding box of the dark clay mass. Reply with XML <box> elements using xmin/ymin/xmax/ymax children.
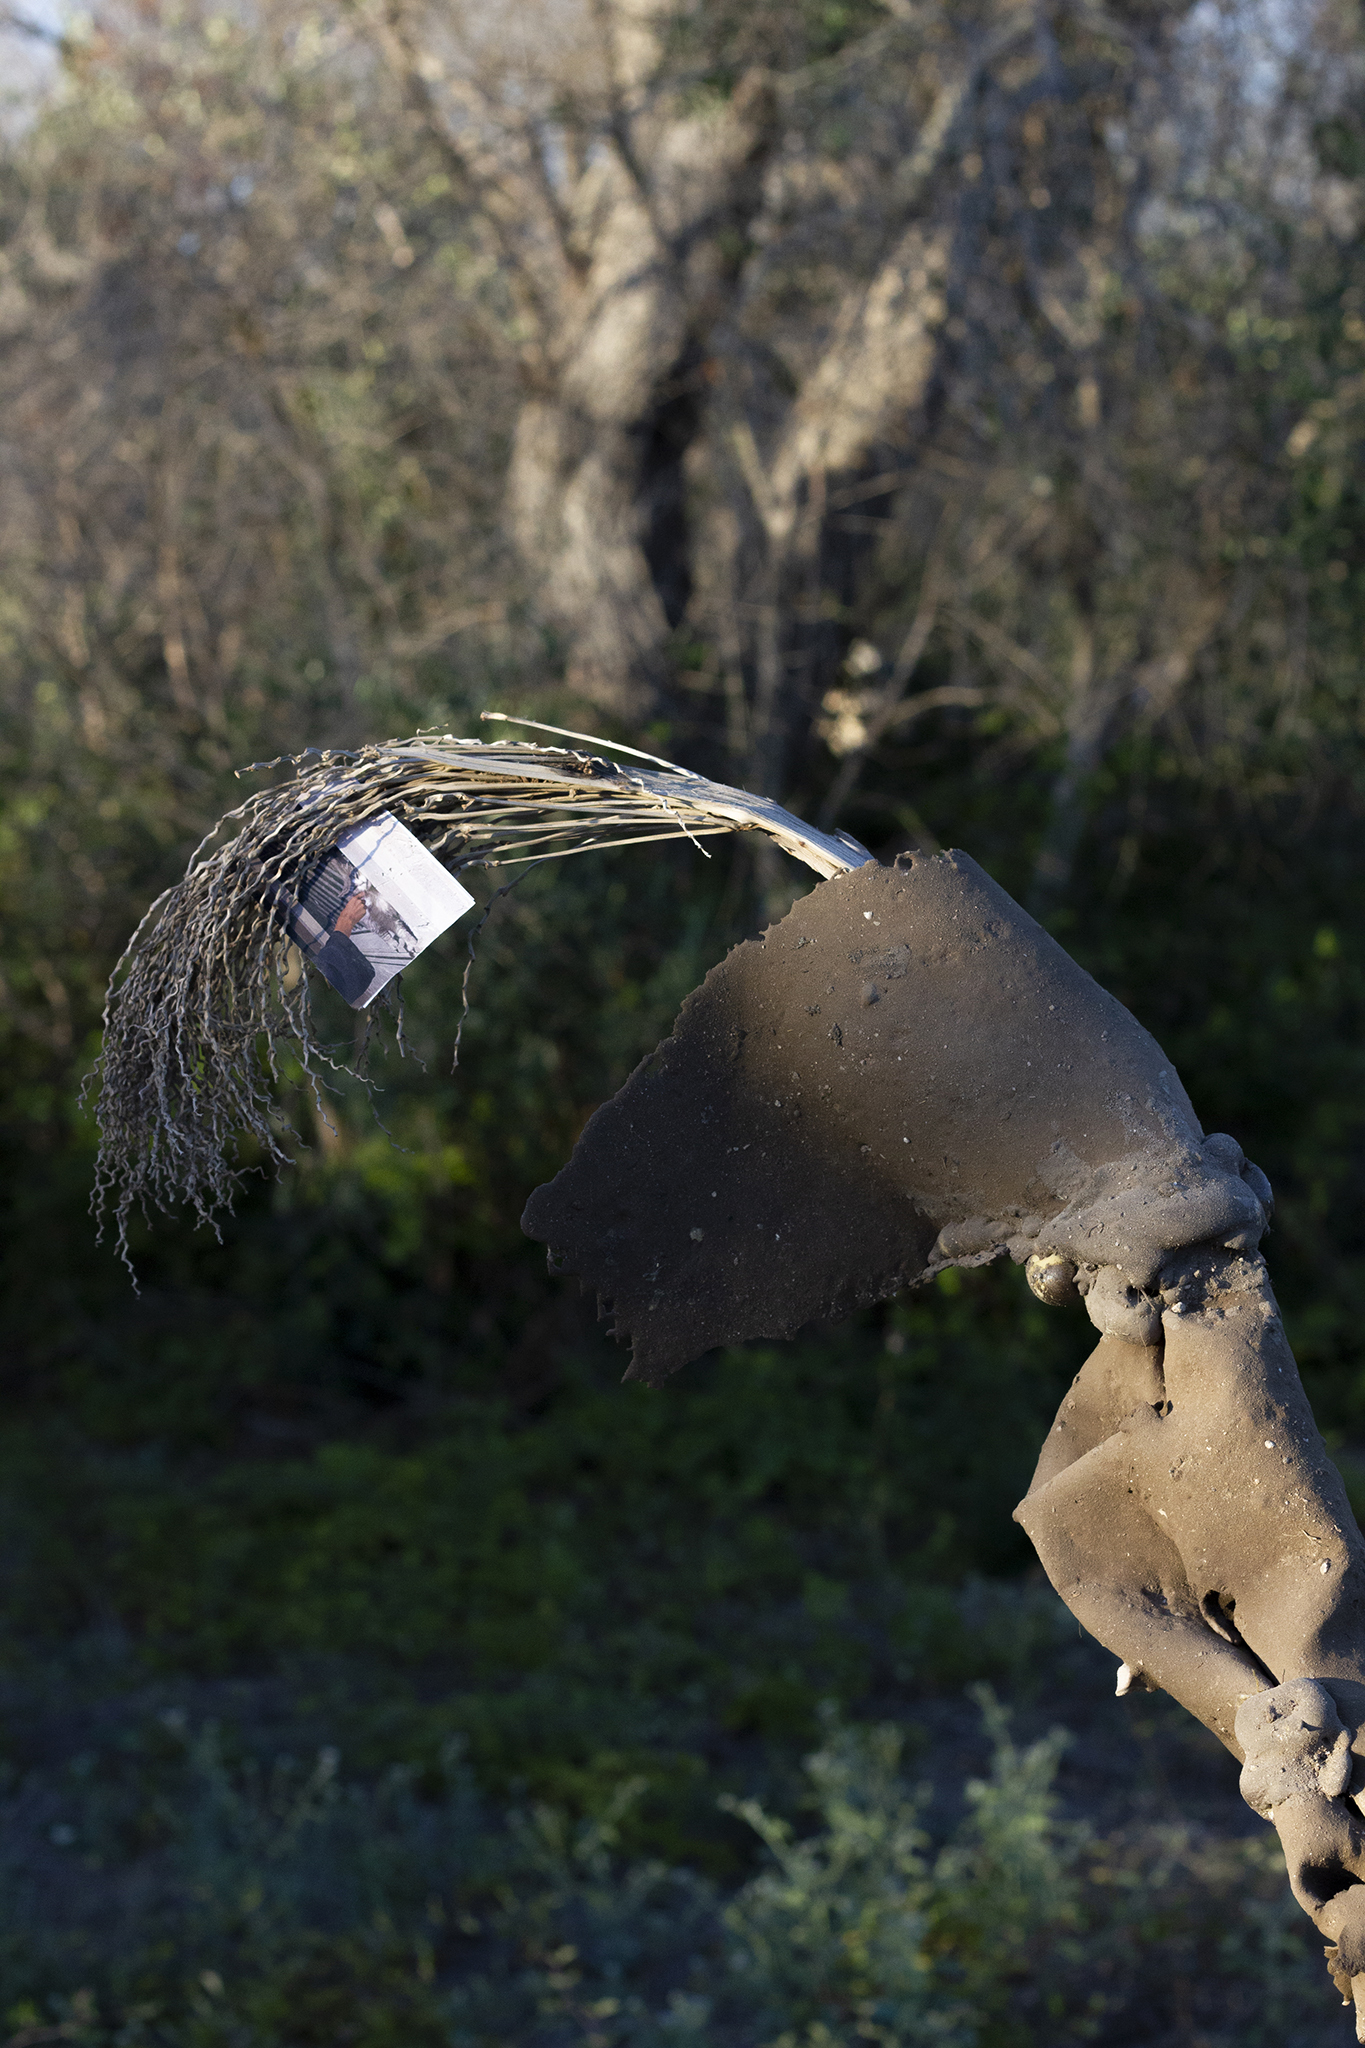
<box><xmin>522</xmin><ymin>851</ymin><xmax>1258</xmax><ymax>1384</ymax></box>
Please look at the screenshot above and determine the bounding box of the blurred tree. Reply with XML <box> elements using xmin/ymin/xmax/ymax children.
<box><xmin>3</xmin><ymin>0</ymin><xmax>1365</xmax><ymax>1218</ymax></box>
<box><xmin>360</xmin><ymin>0</ymin><xmax>1228</xmax><ymax>839</ymax></box>
<box><xmin>0</xmin><ymin>0</ymin><xmax>516</xmax><ymax>1071</ymax></box>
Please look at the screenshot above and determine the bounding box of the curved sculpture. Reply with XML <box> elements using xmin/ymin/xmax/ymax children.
<box><xmin>94</xmin><ymin>732</ymin><xmax>1365</xmax><ymax>2032</ymax></box>
<box><xmin>525</xmin><ymin>849</ymin><xmax>1365</xmax><ymax>2035</ymax></box>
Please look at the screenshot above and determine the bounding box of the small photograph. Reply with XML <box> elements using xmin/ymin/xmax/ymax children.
<box><xmin>283</xmin><ymin>813</ymin><xmax>474</xmax><ymax>1008</ymax></box>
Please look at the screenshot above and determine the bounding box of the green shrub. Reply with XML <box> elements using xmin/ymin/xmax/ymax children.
<box><xmin>0</xmin><ymin>1691</ymin><xmax>1339</xmax><ymax>2048</ymax></box>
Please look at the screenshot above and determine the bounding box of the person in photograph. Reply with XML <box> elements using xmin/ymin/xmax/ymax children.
<box><xmin>291</xmin><ymin>853</ymin><xmax>377</xmax><ymax>1005</ymax></box>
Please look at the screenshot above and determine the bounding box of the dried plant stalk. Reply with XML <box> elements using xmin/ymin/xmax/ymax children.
<box><xmin>89</xmin><ymin>729</ymin><xmax>868</xmax><ymax>1259</ymax></box>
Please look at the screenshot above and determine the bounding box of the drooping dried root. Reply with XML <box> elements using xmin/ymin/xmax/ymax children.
<box><xmin>88</xmin><ymin>728</ymin><xmax>866</xmax><ymax>1261</ymax></box>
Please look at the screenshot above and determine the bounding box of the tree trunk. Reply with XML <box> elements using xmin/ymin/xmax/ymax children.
<box><xmin>505</xmin><ymin>69</ymin><xmax>779</xmax><ymax>722</ymax></box>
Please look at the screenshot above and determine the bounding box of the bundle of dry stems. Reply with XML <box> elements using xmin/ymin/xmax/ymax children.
<box><xmin>88</xmin><ymin>721</ymin><xmax>866</xmax><ymax>1262</ymax></box>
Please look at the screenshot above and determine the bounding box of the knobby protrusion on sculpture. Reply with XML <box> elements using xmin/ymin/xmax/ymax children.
<box><xmin>1237</xmin><ymin>1681</ymin><xmax>1365</xmax><ymax>2039</ymax></box>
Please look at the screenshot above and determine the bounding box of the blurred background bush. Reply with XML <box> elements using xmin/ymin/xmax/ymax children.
<box><xmin>4</xmin><ymin>0</ymin><xmax>1365</xmax><ymax>2037</ymax></box>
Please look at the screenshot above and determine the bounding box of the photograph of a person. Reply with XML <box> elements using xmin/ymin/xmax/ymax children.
<box><xmin>283</xmin><ymin>813</ymin><xmax>473</xmax><ymax>1008</ymax></box>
